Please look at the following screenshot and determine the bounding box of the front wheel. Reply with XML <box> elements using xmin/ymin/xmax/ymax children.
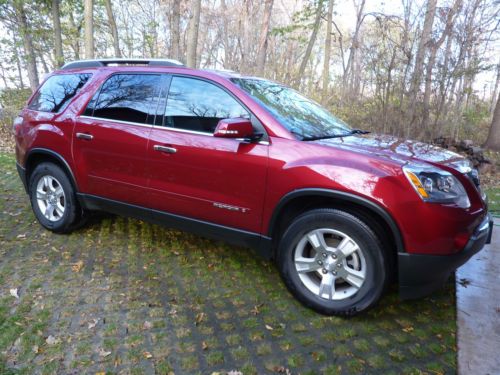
<box><xmin>277</xmin><ymin>209</ymin><xmax>388</xmax><ymax>316</ymax></box>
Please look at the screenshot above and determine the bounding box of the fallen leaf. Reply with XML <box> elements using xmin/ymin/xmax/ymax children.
<box><xmin>251</xmin><ymin>303</ymin><xmax>264</xmax><ymax>315</ymax></box>
<box><xmin>143</xmin><ymin>351</ymin><xmax>153</xmax><ymax>359</ymax></box>
<box><xmin>274</xmin><ymin>366</ymin><xmax>292</xmax><ymax>374</ymax></box>
<box><xmin>95</xmin><ymin>372</ymin><xmax>106</xmax><ymax>375</ymax></box>
<box><xmin>9</xmin><ymin>288</ymin><xmax>19</xmax><ymax>299</ymax></box>
<box><xmin>202</xmin><ymin>341</ymin><xmax>208</xmax><ymax>350</ymax></box>
<box><xmin>98</xmin><ymin>348</ymin><xmax>112</xmax><ymax>357</ymax></box>
<box><xmin>72</xmin><ymin>260</ymin><xmax>84</xmax><ymax>272</ymax></box>
<box><xmin>195</xmin><ymin>312</ymin><xmax>206</xmax><ymax>325</ymax></box>
<box><xmin>458</xmin><ymin>278</ymin><xmax>471</xmax><ymax>287</ymax></box>
<box><xmin>45</xmin><ymin>335</ymin><xmax>60</xmax><ymax>346</ymax></box>
<box><xmin>32</xmin><ymin>345</ymin><xmax>39</xmax><ymax>354</ymax></box>
<box><xmin>227</xmin><ymin>371</ymin><xmax>243</xmax><ymax>375</ymax></box>
<box><xmin>143</xmin><ymin>321</ymin><xmax>153</xmax><ymax>330</ymax></box>
<box><xmin>265</xmin><ymin>324</ymin><xmax>273</xmax><ymax>331</ymax></box>
<box><xmin>402</xmin><ymin>326</ymin><xmax>414</xmax><ymax>333</ymax></box>
<box><xmin>16</xmin><ymin>234</ymin><xmax>26</xmax><ymax>239</ymax></box>
<box><xmin>88</xmin><ymin>319</ymin><xmax>98</xmax><ymax>329</ymax></box>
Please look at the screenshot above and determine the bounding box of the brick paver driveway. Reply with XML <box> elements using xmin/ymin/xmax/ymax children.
<box><xmin>0</xmin><ymin>153</ymin><xmax>456</xmax><ymax>374</ymax></box>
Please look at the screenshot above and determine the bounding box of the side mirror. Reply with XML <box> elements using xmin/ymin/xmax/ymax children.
<box><xmin>214</xmin><ymin>118</ymin><xmax>254</xmax><ymax>139</ymax></box>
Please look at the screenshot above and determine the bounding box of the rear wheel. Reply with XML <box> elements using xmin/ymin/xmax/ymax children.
<box><xmin>277</xmin><ymin>209</ymin><xmax>388</xmax><ymax>316</ymax></box>
<box><xmin>29</xmin><ymin>162</ymin><xmax>87</xmax><ymax>233</ymax></box>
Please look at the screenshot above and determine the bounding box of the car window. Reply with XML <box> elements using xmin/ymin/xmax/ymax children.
<box><xmin>28</xmin><ymin>74</ymin><xmax>91</xmax><ymax>113</ymax></box>
<box><xmin>163</xmin><ymin>76</ymin><xmax>250</xmax><ymax>133</ymax></box>
<box><xmin>87</xmin><ymin>74</ymin><xmax>162</xmax><ymax>125</ymax></box>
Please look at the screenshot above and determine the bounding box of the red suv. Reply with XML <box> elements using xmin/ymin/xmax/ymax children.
<box><xmin>14</xmin><ymin>59</ymin><xmax>493</xmax><ymax>316</ymax></box>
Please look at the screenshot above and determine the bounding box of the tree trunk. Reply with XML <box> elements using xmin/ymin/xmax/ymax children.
<box><xmin>169</xmin><ymin>0</ymin><xmax>181</xmax><ymax>61</ymax></box>
<box><xmin>52</xmin><ymin>0</ymin><xmax>64</xmax><ymax>67</ymax></box>
<box><xmin>344</xmin><ymin>0</ymin><xmax>366</xmax><ymax>97</ymax></box>
<box><xmin>220</xmin><ymin>0</ymin><xmax>231</xmax><ymax>69</ymax></box>
<box><xmin>485</xmin><ymin>92</ymin><xmax>500</xmax><ymax>151</ymax></box>
<box><xmin>256</xmin><ymin>0</ymin><xmax>274</xmax><ymax>76</ymax></box>
<box><xmin>321</xmin><ymin>0</ymin><xmax>334</xmax><ymax>101</ymax></box>
<box><xmin>84</xmin><ymin>0</ymin><xmax>94</xmax><ymax>59</ymax></box>
<box><xmin>295</xmin><ymin>0</ymin><xmax>324</xmax><ymax>86</ymax></box>
<box><xmin>15</xmin><ymin>2</ymin><xmax>39</xmax><ymax>91</ymax></box>
<box><xmin>104</xmin><ymin>0</ymin><xmax>120</xmax><ymax>57</ymax></box>
<box><xmin>408</xmin><ymin>0</ymin><xmax>437</xmax><ymax>124</ymax></box>
<box><xmin>186</xmin><ymin>0</ymin><xmax>202</xmax><ymax>68</ymax></box>
<box><xmin>421</xmin><ymin>0</ymin><xmax>461</xmax><ymax>136</ymax></box>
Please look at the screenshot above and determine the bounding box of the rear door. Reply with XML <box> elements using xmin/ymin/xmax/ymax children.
<box><xmin>147</xmin><ymin>75</ymin><xmax>269</xmax><ymax>233</ymax></box>
<box><xmin>73</xmin><ymin>73</ymin><xmax>163</xmax><ymax>207</ymax></box>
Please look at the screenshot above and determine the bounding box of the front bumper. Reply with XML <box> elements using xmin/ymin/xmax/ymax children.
<box><xmin>398</xmin><ymin>213</ymin><xmax>493</xmax><ymax>299</ymax></box>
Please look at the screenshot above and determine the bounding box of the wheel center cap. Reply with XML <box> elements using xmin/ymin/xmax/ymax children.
<box><xmin>324</xmin><ymin>258</ymin><xmax>338</xmax><ymax>271</ymax></box>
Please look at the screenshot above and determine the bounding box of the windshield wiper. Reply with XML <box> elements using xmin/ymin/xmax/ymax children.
<box><xmin>301</xmin><ymin>129</ymin><xmax>370</xmax><ymax>141</ymax></box>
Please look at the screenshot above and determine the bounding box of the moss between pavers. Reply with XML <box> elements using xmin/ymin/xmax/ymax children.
<box><xmin>0</xmin><ymin>152</ymin><xmax>457</xmax><ymax>374</ymax></box>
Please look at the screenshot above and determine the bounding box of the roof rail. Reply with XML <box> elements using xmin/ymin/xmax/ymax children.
<box><xmin>61</xmin><ymin>58</ymin><xmax>184</xmax><ymax>70</ymax></box>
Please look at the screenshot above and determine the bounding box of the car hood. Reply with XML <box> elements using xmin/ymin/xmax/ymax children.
<box><xmin>315</xmin><ymin>133</ymin><xmax>470</xmax><ymax>172</ymax></box>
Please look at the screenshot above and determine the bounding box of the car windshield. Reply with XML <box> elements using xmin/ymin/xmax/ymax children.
<box><xmin>231</xmin><ymin>78</ymin><xmax>351</xmax><ymax>140</ymax></box>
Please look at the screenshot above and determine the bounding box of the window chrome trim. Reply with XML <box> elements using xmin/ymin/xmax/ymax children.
<box><xmin>79</xmin><ymin>115</ymin><xmax>154</xmax><ymax>128</ymax></box>
<box><xmin>152</xmin><ymin>124</ymin><xmax>214</xmax><ymax>137</ymax></box>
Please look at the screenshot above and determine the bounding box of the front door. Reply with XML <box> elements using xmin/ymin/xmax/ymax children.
<box><xmin>147</xmin><ymin>75</ymin><xmax>269</xmax><ymax>233</ymax></box>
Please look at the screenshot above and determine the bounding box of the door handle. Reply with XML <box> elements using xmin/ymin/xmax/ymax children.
<box><xmin>76</xmin><ymin>132</ymin><xmax>93</xmax><ymax>140</ymax></box>
<box><xmin>153</xmin><ymin>145</ymin><xmax>177</xmax><ymax>154</ymax></box>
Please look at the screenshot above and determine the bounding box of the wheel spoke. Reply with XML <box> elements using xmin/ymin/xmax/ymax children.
<box><xmin>54</xmin><ymin>186</ymin><xmax>64</xmax><ymax>197</ymax></box>
<box><xmin>318</xmin><ymin>273</ymin><xmax>335</xmax><ymax>299</ymax></box>
<box><xmin>337</xmin><ymin>237</ymin><xmax>358</xmax><ymax>258</ymax></box>
<box><xmin>55</xmin><ymin>203</ymin><xmax>64</xmax><ymax>217</ymax></box>
<box><xmin>44</xmin><ymin>204</ymin><xmax>55</xmax><ymax>220</ymax></box>
<box><xmin>43</xmin><ymin>176</ymin><xmax>52</xmax><ymax>191</ymax></box>
<box><xmin>307</xmin><ymin>230</ymin><xmax>328</xmax><ymax>252</ymax></box>
<box><xmin>342</xmin><ymin>267</ymin><xmax>365</xmax><ymax>289</ymax></box>
<box><xmin>36</xmin><ymin>188</ymin><xmax>48</xmax><ymax>200</ymax></box>
<box><xmin>295</xmin><ymin>256</ymin><xmax>321</xmax><ymax>273</ymax></box>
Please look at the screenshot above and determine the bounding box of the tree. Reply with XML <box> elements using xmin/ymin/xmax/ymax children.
<box><xmin>84</xmin><ymin>0</ymin><xmax>94</xmax><ymax>59</ymax></box>
<box><xmin>169</xmin><ymin>0</ymin><xmax>181</xmax><ymax>61</ymax></box>
<box><xmin>256</xmin><ymin>0</ymin><xmax>274</xmax><ymax>76</ymax></box>
<box><xmin>104</xmin><ymin>0</ymin><xmax>120</xmax><ymax>57</ymax></box>
<box><xmin>14</xmin><ymin>2</ymin><xmax>39</xmax><ymax>91</ymax></box>
<box><xmin>322</xmin><ymin>0</ymin><xmax>334</xmax><ymax>101</ymax></box>
<box><xmin>52</xmin><ymin>0</ymin><xmax>64</xmax><ymax>67</ymax></box>
<box><xmin>186</xmin><ymin>0</ymin><xmax>201</xmax><ymax>68</ymax></box>
<box><xmin>296</xmin><ymin>0</ymin><xmax>324</xmax><ymax>86</ymax></box>
<box><xmin>485</xmin><ymin>92</ymin><xmax>500</xmax><ymax>150</ymax></box>
<box><xmin>408</xmin><ymin>0</ymin><xmax>437</xmax><ymax>124</ymax></box>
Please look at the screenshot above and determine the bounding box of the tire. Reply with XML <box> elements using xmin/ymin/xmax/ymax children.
<box><xmin>28</xmin><ymin>162</ymin><xmax>87</xmax><ymax>233</ymax></box>
<box><xmin>277</xmin><ymin>208</ymin><xmax>388</xmax><ymax>316</ymax></box>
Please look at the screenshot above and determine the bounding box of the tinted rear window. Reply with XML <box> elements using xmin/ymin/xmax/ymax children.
<box><xmin>86</xmin><ymin>74</ymin><xmax>162</xmax><ymax>124</ymax></box>
<box><xmin>28</xmin><ymin>74</ymin><xmax>91</xmax><ymax>113</ymax></box>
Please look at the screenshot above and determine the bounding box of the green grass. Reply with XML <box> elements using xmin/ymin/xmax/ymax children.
<box><xmin>485</xmin><ymin>187</ymin><xmax>500</xmax><ymax>214</ymax></box>
<box><xmin>0</xmin><ymin>151</ymin><xmax>459</xmax><ymax>374</ymax></box>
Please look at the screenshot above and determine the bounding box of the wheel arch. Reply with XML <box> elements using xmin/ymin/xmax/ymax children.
<box><xmin>268</xmin><ymin>189</ymin><xmax>405</xmax><ymax>270</ymax></box>
<box><xmin>25</xmin><ymin>148</ymin><xmax>79</xmax><ymax>193</ymax></box>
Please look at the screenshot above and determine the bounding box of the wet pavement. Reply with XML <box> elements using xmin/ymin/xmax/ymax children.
<box><xmin>456</xmin><ymin>217</ymin><xmax>500</xmax><ymax>375</ymax></box>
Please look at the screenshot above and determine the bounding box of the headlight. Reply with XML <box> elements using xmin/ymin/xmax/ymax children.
<box><xmin>403</xmin><ymin>164</ymin><xmax>470</xmax><ymax>208</ymax></box>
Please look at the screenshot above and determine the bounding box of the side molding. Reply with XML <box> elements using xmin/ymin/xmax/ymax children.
<box><xmin>79</xmin><ymin>194</ymin><xmax>274</xmax><ymax>259</ymax></box>
<box><xmin>268</xmin><ymin>188</ymin><xmax>405</xmax><ymax>253</ymax></box>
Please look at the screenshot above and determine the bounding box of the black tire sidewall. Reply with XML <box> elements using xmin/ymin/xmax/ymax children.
<box><xmin>278</xmin><ymin>209</ymin><xmax>387</xmax><ymax>316</ymax></box>
<box><xmin>29</xmin><ymin>163</ymin><xmax>78</xmax><ymax>233</ymax></box>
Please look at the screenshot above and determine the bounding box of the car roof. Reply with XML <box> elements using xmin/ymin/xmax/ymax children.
<box><xmin>57</xmin><ymin>58</ymin><xmax>261</xmax><ymax>81</ymax></box>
